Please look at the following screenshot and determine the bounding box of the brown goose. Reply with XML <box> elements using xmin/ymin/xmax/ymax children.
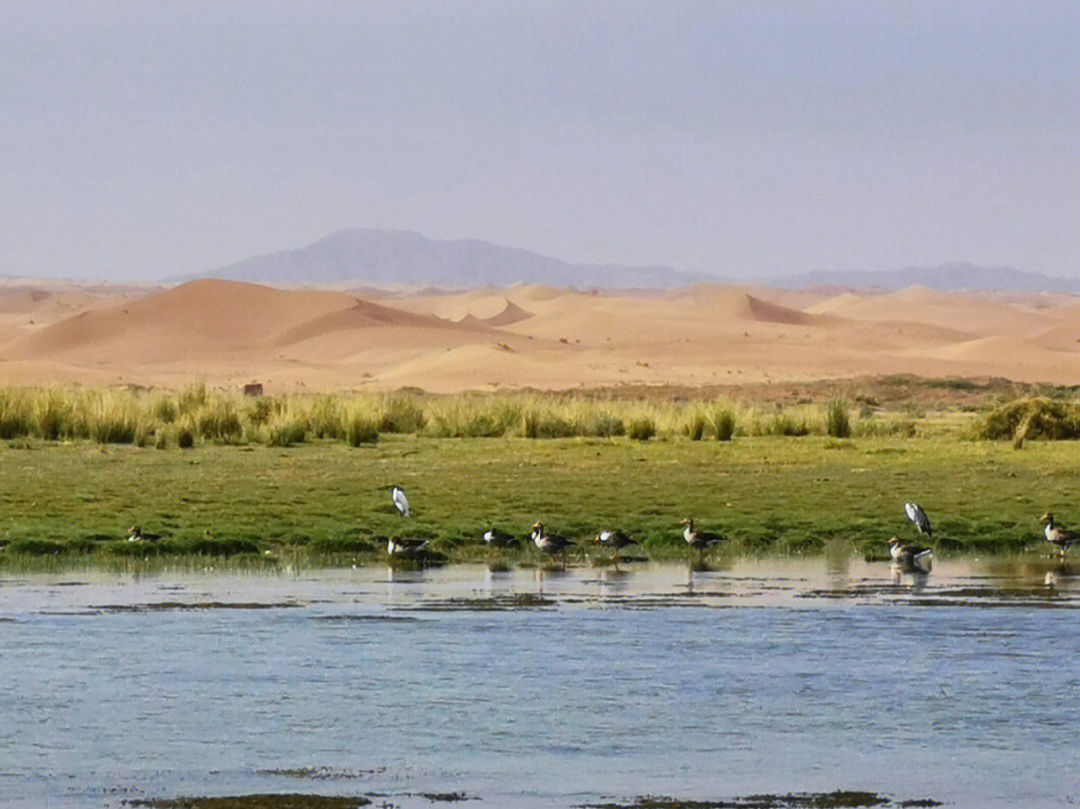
<box><xmin>127</xmin><ymin>525</ymin><xmax>161</xmax><ymax>543</ymax></box>
<box><xmin>483</xmin><ymin>528</ymin><xmax>519</xmax><ymax>549</ymax></box>
<box><xmin>680</xmin><ymin>518</ymin><xmax>725</xmax><ymax>562</ymax></box>
<box><xmin>887</xmin><ymin>536</ymin><xmax>933</xmax><ymax>573</ymax></box>
<box><xmin>593</xmin><ymin>529</ymin><xmax>636</xmax><ymax>564</ymax></box>
<box><xmin>387</xmin><ymin>536</ymin><xmax>428</xmax><ymax>557</ymax></box>
<box><xmin>531</xmin><ymin>522</ymin><xmax>574</xmax><ymax>567</ymax></box>
<box><xmin>1040</xmin><ymin>513</ymin><xmax>1079</xmax><ymax>557</ymax></box>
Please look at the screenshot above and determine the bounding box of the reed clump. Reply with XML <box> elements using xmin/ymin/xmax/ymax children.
<box><xmin>825</xmin><ymin>399</ymin><xmax>851</xmax><ymax>438</ymax></box>
<box><xmin>980</xmin><ymin>397</ymin><xmax>1080</xmax><ymax>445</ymax></box>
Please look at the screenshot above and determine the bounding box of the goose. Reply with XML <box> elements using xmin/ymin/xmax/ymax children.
<box><xmin>680</xmin><ymin>518</ymin><xmax>725</xmax><ymax>562</ymax></box>
<box><xmin>483</xmin><ymin>528</ymin><xmax>518</xmax><ymax>549</ymax></box>
<box><xmin>887</xmin><ymin>536</ymin><xmax>933</xmax><ymax>573</ymax></box>
<box><xmin>1040</xmin><ymin>513</ymin><xmax>1079</xmax><ymax>557</ymax></box>
<box><xmin>387</xmin><ymin>536</ymin><xmax>428</xmax><ymax>557</ymax></box>
<box><xmin>531</xmin><ymin>522</ymin><xmax>574</xmax><ymax>566</ymax></box>
<box><xmin>127</xmin><ymin>525</ymin><xmax>161</xmax><ymax>543</ymax></box>
<box><xmin>391</xmin><ymin>486</ymin><xmax>411</xmax><ymax>518</ymax></box>
<box><xmin>904</xmin><ymin>502</ymin><xmax>932</xmax><ymax>538</ymax></box>
<box><xmin>593</xmin><ymin>529</ymin><xmax>636</xmax><ymax>563</ymax></box>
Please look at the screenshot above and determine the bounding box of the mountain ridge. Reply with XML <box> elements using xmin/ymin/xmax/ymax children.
<box><xmin>179</xmin><ymin>228</ymin><xmax>710</xmax><ymax>290</ymax></box>
<box><xmin>765</xmin><ymin>261</ymin><xmax>1080</xmax><ymax>293</ymax></box>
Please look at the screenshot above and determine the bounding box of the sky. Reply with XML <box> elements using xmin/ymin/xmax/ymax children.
<box><xmin>2</xmin><ymin>1</ymin><xmax>1079</xmax><ymax>282</ymax></box>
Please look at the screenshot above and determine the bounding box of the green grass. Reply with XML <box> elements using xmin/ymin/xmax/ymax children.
<box><xmin>0</xmin><ymin>431</ymin><xmax>1074</xmax><ymax>569</ymax></box>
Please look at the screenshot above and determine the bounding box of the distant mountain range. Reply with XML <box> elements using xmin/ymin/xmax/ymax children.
<box><xmin>766</xmin><ymin>262</ymin><xmax>1080</xmax><ymax>294</ymax></box>
<box><xmin>187</xmin><ymin>228</ymin><xmax>710</xmax><ymax>289</ymax></box>
<box><xmin>173</xmin><ymin>230</ymin><xmax>1079</xmax><ymax>294</ymax></box>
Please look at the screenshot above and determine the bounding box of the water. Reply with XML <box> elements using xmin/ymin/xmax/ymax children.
<box><xmin>2</xmin><ymin>557</ymin><xmax>1080</xmax><ymax>808</ymax></box>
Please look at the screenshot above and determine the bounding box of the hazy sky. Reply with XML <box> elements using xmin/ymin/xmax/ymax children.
<box><xmin>3</xmin><ymin>1</ymin><xmax>1079</xmax><ymax>281</ymax></box>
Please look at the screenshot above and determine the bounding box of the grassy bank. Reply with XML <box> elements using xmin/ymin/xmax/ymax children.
<box><xmin>0</xmin><ymin>431</ymin><xmax>1074</xmax><ymax>569</ymax></box>
<box><xmin>0</xmin><ymin>385</ymin><xmax>948</xmax><ymax>449</ymax></box>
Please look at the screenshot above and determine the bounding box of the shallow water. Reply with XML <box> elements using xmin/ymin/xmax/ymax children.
<box><xmin>3</xmin><ymin>556</ymin><xmax>1080</xmax><ymax>808</ymax></box>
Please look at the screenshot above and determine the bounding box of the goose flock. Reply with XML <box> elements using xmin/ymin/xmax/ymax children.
<box><xmin>124</xmin><ymin>486</ymin><xmax>1080</xmax><ymax>571</ymax></box>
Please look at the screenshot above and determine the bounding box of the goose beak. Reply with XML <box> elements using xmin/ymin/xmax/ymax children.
<box><xmin>1040</xmin><ymin>513</ymin><xmax>1051</xmax><ymax>524</ymax></box>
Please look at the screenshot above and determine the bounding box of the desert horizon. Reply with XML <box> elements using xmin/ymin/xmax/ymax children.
<box><xmin>0</xmin><ymin>276</ymin><xmax>1078</xmax><ymax>394</ymax></box>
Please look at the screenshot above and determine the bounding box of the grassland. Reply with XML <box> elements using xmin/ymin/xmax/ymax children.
<box><xmin>1</xmin><ymin>413</ymin><xmax>1077</xmax><ymax>568</ymax></box>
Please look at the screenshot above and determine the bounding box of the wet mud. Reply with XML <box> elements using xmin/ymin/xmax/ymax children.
<box><xmin>578</xmin><ymin>791</ymin><xmax>942</xmax><ymax>809</ymax></box>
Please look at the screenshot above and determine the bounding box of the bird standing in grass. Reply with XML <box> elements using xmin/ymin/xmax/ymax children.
<box><xmin>680</xmin><ymin>518</ymin><xmax>725</xmax><ymax>563</ymax></box>
<box><xmin>391</xmin><ymin>486</ymin><xmax>411</xmax><ymax>518</ymax></box>
<box><xmin>127</xmin><ymin>525</ymin><xmax>161</xmax><ymax>543</ymax></box>
<box><xmin>1040</xmin><ymin>513</ymin><xmax>1079</xmax><ymax>558</ymax></box>
<box><xmin>531</xmin><ymin>522</ymin><xmax>574</xmax><ymax>567</ymax></box>
<box><xmin>593</xmin><ymin>529</ymin><xmax>636</xmax><ymax>565</ymax></box>
<box><xmin>887</xmin><ymin>536</ymin><xmax>933</xmax><ymax>573</ymax></box>
<box><xmin>904</xmin><ymin>502</ymin><xmax>932</xmax><ymax>539</ymax></box>
<box><xmin>386</xmin><ymin>536</ymin><xmax>428</xmax><ymax>557</ymax></box>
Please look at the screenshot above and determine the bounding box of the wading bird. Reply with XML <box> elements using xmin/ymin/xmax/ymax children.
<box><xmin>1040</xmin><ymin>513</ymin><xmax>1079</xmax><ymax>558</ymax></box>
<box><xmin>593</xmin><ymin>529</ymin><xmax>636</xmax><ymax>564</ymax></box>
<box><xmin>531</xmin><ymin>522</ymin><xmax>574</xmax><ymax>567</ymax></box>
<box><xmin>391</xmin><ymin>486</ymin><xmax>411</xmax><ymax>518</ymax></box>
<box><xmin>887</xmin><ymin>536</ymin><xmax>933</xmax><ymax>573</ymax></box>
<box><xmin>680</xmin><ymin>518</ymin><xmax>725</xmax><ymax>563</ymax></box>
<box><xmin>904</xmin><ymin>502</ymin><xmax>933</xmax><ymax>539</ymax></box>
<box><xmin>127</xmin><ymin>525</ymin><xmax>161</xmax><ymax>543</ymax></box>
<box><xmin>386</xmin><ymin>536</ymin><xmax>428</xmax><ymax>557</ymax></box>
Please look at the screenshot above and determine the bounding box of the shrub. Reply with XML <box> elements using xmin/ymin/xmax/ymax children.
<box><xmin>583</xmin><ymin>411</ymin><xmax>626</xmax><ymax>438</ymax></box>
<box><xmin>770</xmin><ymin>411</ymin><xmax>809</xmax><ymax>437</ymax></box>
<box><xmin>34</xmin><ymin>391</ymin><xmax>71</xmax><ymax>440</ymax></box>
<box><xmin>346</xmin><ymin>414</ymin><xmax>379</xmax><ymax>446</ymax></box>
<box><xmin>177</xmin><ymin>421</ymin><xmax>196</xmax><ymax>448</ymax></box>
<box><xmin>628</xmin><ymin>417</ymin><xmax>656</xmax><ymax>441</ymax></box>
<box><xmin>153</xmin><ymin>396</ymin><xmax>179</xmax><ymax>424</ymax></box>
<box><xmin>683</xmin><ymin>412</ymin><xmax>708</xmax><ymax>441</ymax></box>
<box><xmin>197</xmin><ymin>401</ymin><xmax>243</xmax><ymax>443</ymax></box>
<box><xmin>825</xmin><ymin>400</ymin><xmax>851</xmax><ymax>438</ymax></box>
<box><xmin>308</xmin><ymin>396</ymin><xmax>344</xmax><ymax>439</ymax></box>
<box><xmin>535</xmin><ymin>413</ymin><xmax>575</xmax><ymax>438</ymax></box>
<box><xmin>266</xmin><ymin>417</ymin><xmax>306</xmax><ymax>447</ymax></box>
<box><xmin>379</xmin><ymin>396</ymin><xmax>426</xmax><ymax>433</ymax></box>
<box><xmin>980</xmin><ymin>398</ymin><xmax>1080</xmax><ymax>442</ymax></box>
<box><xmin>177</xmin><ymin>383</ymin><xmax>209</xmax><ymax>415</ymax></box>
<box><xmin>522</xmin><ymin>409</ymin><xmax>540</xmax><ymax>439</ymax></box>
<box><xmin>0</xmin><ymin>390</ymin><xmax>32</xmax><ymax>439</ymax></box>
<box><xmin>712</xmin><ymin>407</ymin><xmax>736</xmax><ymax>441</ymax></box>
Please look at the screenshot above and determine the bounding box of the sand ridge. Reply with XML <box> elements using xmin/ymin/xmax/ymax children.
<box><xmin>1</xmin><ymin>278</ymin><xmax>1080</xmax><ymax>392</ymax></box>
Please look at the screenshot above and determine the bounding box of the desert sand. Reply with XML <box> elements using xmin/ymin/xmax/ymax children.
<box><xmin>0</xmin><ymin>278</ymin><xmax>1078</xmax><ymax>392</ymax></box>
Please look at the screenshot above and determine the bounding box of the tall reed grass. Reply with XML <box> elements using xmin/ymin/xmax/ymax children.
<box><xmin>0</xmin><ymin>385</ymin><xmax>933</xmax><ymax>447</ymax></box>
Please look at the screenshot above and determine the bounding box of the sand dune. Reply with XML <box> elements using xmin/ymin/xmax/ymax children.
<box><xmin>1</xmin><ymin>278</ymin><xmax>1079</xmax><ymax>391</ymax></box>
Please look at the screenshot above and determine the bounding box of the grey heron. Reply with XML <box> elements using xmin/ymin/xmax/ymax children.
<box><xmin>391</xmin><ymin>486</ymin><xmax>411</xmax><ymax>518</ymax></box>
<box><xmin>904</xmin><ymin>502</ymin><xmax>932</xmax><ymax>538</ymax></box>
<box><xmin>887</xmin><ymin>536</ymin><xmax>933</xmax><ymax>573</ymax></box>
<box><xmin>1040</xmin><ymin>513</ymin><xmax>1079</xmax><ymax>557</ymax></box>
<box><xmin>680</xmin><ymin>518</ymin><xmax>725</xmax><ymax>563</ymax></box>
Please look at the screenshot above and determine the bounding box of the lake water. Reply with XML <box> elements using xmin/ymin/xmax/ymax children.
<box><xmin>2</xmin><ymin>556</ymin><xmax>1080</xmax><ymax>808</ymax></box>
